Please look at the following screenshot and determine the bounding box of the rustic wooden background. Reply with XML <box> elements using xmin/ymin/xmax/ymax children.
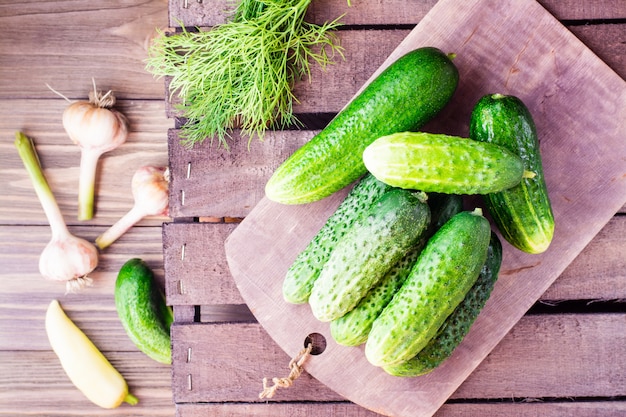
<box><xmin>0</xmin><ymin>0</ymin><xmax>624</xmax><ymax>416</ymax></box>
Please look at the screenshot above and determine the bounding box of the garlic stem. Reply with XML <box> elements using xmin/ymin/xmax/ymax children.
<box><xmin>77</xmin><ymin>149</ymin><xmax>102</xmax><ymax>221</ymax></box>
<box><xmin>14</xmin><ymin>132</ymin><xmax>69</xmax><ymax>238</ymax></box>
<box><xmin>95</xmin><ymin>166</ymin><xmax>169</xmax><ymax>250</ymax></box>
<box><xmin>95</xmin><ymin>206</ymin><xmax>145</xmax><ymax>250</ymax></box>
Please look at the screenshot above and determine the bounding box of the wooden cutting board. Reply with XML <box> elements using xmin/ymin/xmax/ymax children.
<box><xmin>225</xmin><ymin>0</ymin><xmax>626</xmax><ymax>415</ymax></box>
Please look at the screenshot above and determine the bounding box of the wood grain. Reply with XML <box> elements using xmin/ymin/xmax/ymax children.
<box><xmin>0</xmin><ymin>0</ymin><xmax>168</xmax><ymax>100</ymax></box>
<box><xmin>176</xmin><ymin>401</ymin><xmax>626</xmax><ymax>417</ymax></box>
<box><xmin>0</xmin><ymin>351</ymin><xmax>174</xmax><ymax>416</ymax></box>
<box><xmin>0</xmin><ymin>99</ymin><xmax>172</xmax><ymax>227</ymax></box>
<box><xmin>224</xmin><ymin>0</ymin><xmax>626</xmax><ymax>415</ymax></box>
<box><xmin>170</xmin><ymin>314</ymin><xmax>626</xmax><ymax>402</ymax></box>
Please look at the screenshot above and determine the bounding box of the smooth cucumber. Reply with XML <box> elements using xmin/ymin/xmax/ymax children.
<box><xmin>470</xmin><ymin>93</ymin><xmax>554</xmax><ymax>254</ymax></box>
<box><xmin>115</xmin><ymin>258</ymin><xmax>173</xmax><ymax>364</ymax></box>
<box><xmin>383</xmin><ymin>232</ymin><xmax>502</xmax><ymax>376</ymax></box>
<box><xmin>283</xmin><ymin>174</ymin><xmax>394</xmax><ymax>304</ymax></box>
<box><xmin>265</xmin><ymin>47</ymin><xmax>459</xmax><ymax>205</ymax></box>
<box><xmin>330</xmin><ymin>194</ymin><xmax>463</xmax><ymax>346</ymax></box>
<box><xmin>363</xmin><ymin>131</ymin><xmax>528</xmax><ymax>195</ymax></box>
<box><xmin>364</xmin><ymin>209</ymin><xmax>491</xmax><ymax>367</ymax></box>
<box><xmin>308</xmin><ymin>189</ymin><xmax>431</xmax><ymax>322</ymax></box>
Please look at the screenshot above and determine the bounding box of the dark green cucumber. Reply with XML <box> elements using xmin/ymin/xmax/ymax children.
<box><xmin>383</xmin><ymin>232</ymin><xmax>502</xmax><ymax>377</ymax></box>
<box><xmin>363</xmin><ymin>131</ymin><xmax>529</xmax><ymax>195</ymax></box>
<box><xmin>115</xmin><ymin>258</ymin><xmax>173</xmax><ymax>364</ymax></box>
<box><xmin>308</xmin><ymin>189</ymin><xmax>431</xmax><ymax>322</ymax></box>
<box><xmin>470</xmin><ymin>93</ymin><xmax>554</xmax><ymax>254</ymax></box>
<box><xmin>265</xmin><ymin>47</ymin><xmax>459</xmax><ymax>205</ymax></box>
<box><xmin>283</xmin><ymin>174</ymin><xmax>394</xmax><ymax>304</ymax></box>
<box><xmin>330</xmin><ymin>194</ymin><xmax>463</xmax><ymax>346</ymax></box>
<box><xmin>364</xmin><ymin>209</ymin><xmax>491</xmax><ymax>367</ymax></box>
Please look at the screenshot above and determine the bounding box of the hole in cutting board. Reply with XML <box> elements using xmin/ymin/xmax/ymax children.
<box><xmin>304</xmin><ymin>333</ymin><xmax>326</xmax><ymax>355</ymax></box>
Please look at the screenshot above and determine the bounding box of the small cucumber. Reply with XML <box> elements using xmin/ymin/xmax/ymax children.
<box><xmin>383</xmin><ymin>232</ymin><xmax>502</xmax><ymax>376</ymax></box>
<box><xmin>470</xmin><ymin>93</ymin><xmax>554</xmax><ymax>254</ymax></box>
<box><xmin>365</xmin><ymin>209</ymin><xmax>491</xmax><ymax>367</ymax></box>
<box><xmin>265</xmin><ymin>47</ymin><xmax>459</xmax><ymax>205</ymax></box>
<box><xmin>330</xmin><ymin>194</ymin><xmax>463</xmax><ymax>346</ymax></box>
<box><xmin>309</xmin><ymin>189</ymin><xmax>431</xmax><ymax>322</ymax></box>
<box><xmin>115</xmin><ymin>258</ymin><xmax>173</xmax><ymax>365</ymax></box>
<box><xmin>363</xmin><ymin>131</ymin><xmax>529</xmax><ymax>195</ymax></box>
<box><xmin>283</xmin><ymin>174</ymin><xmax>394</xmax><ymax>304</ymax></box>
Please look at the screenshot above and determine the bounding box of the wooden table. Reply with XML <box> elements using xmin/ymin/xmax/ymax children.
<box><xmin>1</xmin><ymin>0</ymin><xmax>624</xmax><ymax>416</ymax></box>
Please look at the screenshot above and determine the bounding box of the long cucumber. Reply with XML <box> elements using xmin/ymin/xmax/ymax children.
<box><xmin>265</xmin><ymin>47</ymin><xmax>458</xmax><ymax>204</ymax></box>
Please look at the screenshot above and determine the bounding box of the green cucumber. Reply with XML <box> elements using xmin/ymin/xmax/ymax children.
<box><xmin>470</xmin><ymin>93</ymin><xmax>554</xmax><ymax>254</ymax></box>
<box><xmin>363</xmin><ymin>131</ymin><xmax>530</xmax><ymax>195</ymax></box>
<box><xmin>283</xmin><ymin>174</ymin><xmax>394</xmax><ymax>304</ymax></box>
<box><xmin>115</xmin><ymin>258</ymin><xmax>173</xmax><ymax>365</ymax></box>
<box><xmin>364</xmin><ymin>209</ymin><xmax>491</xmax><ymax>367</ymax></box>
<box><xmin>309</xmin><ymin>189</ymin><xmax>431</xmax><ymax>322</ymax></box>
<box><xmin>330</xmin><ymin>194</ymin><xmax>463</xmax><ymax>346</ymax></box>
<box><xmin>383</xmin><ymin>232</ymin><xmax>502</xmax><ymax>376</ymax></box>
<box><xmin>265</xmin><ymin>47</ymin><xmax>459</xmax><ymax>205</ymax></box>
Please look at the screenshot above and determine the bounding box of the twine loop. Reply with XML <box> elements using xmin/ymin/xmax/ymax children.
<box><xmin>259</xmin><ymin>343</ymin><xmax>313</xmax><ymax>399</ymax></box>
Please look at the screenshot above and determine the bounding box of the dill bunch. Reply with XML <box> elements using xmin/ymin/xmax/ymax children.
<box><xmin>146</xmin><ymin>0</ymin><xmax>344</xmax><ymax>149</ymax></box>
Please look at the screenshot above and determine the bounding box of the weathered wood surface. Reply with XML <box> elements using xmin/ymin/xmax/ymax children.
<box><xmin>0</xmin><ymin>0</ymin><xmax>175</xmax><ymax>416</ymax></box>
<box><xmin>1</xmin><ymin>0</ymin><xmax>625</xmax><ymax>416</ymax></box>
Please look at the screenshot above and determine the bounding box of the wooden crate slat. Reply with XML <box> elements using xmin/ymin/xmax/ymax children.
<box><xmin>168</xmin><ymin>0</ymin><xmax>626</xmax><ymax>28</ymax></box>
<box><xmin>171</xmin><ymin>322</ymin><xmax>343</xmax><ymax>403</ymax></box>
<box><xmin>162</xmin><ymin>215</ymin><xmax>626</xmax><ymax>308</ymax></box>
<box><xmin>0</xmin><ymin>350</ymin><xmax>174</xmax><ymax>416</ymax></box>
<box><xmin>176</xmin><ymin>401</ymin><xmax>626</xmax><ymax>417</ymax></box>
<box><xmin>163</xmin><ymin>222</ymin><xmax>242</xmax><ymax>304</ymax></box>
<box><xmin>167</xmin><ymin>129</ymin><xmax>311</xmax><ymax>218</ymax></box>
<box><xmin>171</xmin><ymin>313</ymin><xmax>626</xmax><ymax>403</ymax></box>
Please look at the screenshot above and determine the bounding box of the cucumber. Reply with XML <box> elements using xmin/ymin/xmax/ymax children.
<box><xmin>470</xmin><ymin>93</ymin><xmax>554</xmax><ymax>254</ymax></box>
<box><xmin>330</xmin><ymin>194</ymin><xmax>463</xmax><ymax>346</ymax></box>
<box><xmin>283</xmin><ymin>174</ymin><xmax>394</xmax><ymax>304</ymax></box>
<box><xmin>364</xmin><ymin>209</ymin><xmax>491</xmax><ymax>367</ymax></box>
<box><xmin>309</xmin><ymin>189</ymin><xmax>431</xmax><ymax>322</ymax></box>
<box><xmin>363</xmin><ymin>131</ymin><xmax>529</xmax><ymax>195</ymax></box>
<box><xmin>265</xmin><ymin>47</ymin><xmax>459</xmax><ymax>205</ymax></box>
<box><xmin>115</xmin><ymin>258</ymin><xmax>173</xmax><ymax>364</ymax></box>
<box><xmin>383</xmin><ymin>232</ymin><xmax>502</xmax><ymax>376</ymax></box>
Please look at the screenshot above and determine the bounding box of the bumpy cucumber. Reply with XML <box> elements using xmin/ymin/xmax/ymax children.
<box><xmin>330</xmin><ymin>194</ymin><xmax>463</xmax><ymax>346</ymax></box>
<box><xmin>470</xmin><ymin>93</ymin><xmax>554</xmax><ymax>254</ymax></box>
<box><xmin>265</xmin><ymin>47</ymin><xmax>459</xmax><ymax>205</ymax></box>
<box><xmin>283</xmin><ymin>174</ymin><xmax>394</xmax><ymax>304</ymax></box>
<box><xmin>383</xmin><ymin>232</ymin><xmax>502</xmax><ymax>376</ymax></box>
<box><xmin>309</xmin><ymin>189</ymin><xmax>431</xmax><ymax>322</ymax></box>
<box><xmin>363</xmin><ymin>132</ymin><xmax>529</xmax><ymax>195</ymax></box>
<box><xmin>364</xmin><ymin>209</ymin><xmax>491</xmax><ymax>367</ymax></box>
<box><xmin>115</xmin><ymin>258</ymin><xmax>173</xmax><ymax>364</ymax></box>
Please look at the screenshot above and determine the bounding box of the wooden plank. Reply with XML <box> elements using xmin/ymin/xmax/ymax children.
<box><xmin>0</xmin><ymin>99</ymin><xmax>172</xmax><ymax>227</ymax></box>
<box><xmin>223</xmin><ymin>0</ymin><xmax>626</xmax><ymax>415</ymax></box>
<box><xmin>0</xmin><ymin>0</ymin><xmax>168</xmax><ymax>100</ymax></box>
<box><xmin>163</xmin><ymin>222</ymin><xmax>242</xmax><ymax>305</ymax></box>
<box><xmin>161</xmin><ymin>215</ymin><xmax>626</xmax><ymax>308</ymax></box>
<box><xmin>0</xmin><ymin>225</ymin><xmax>165</xmax><ymax>351</ymax></box>
<box><xmin>176</xmin><ymin>401</ymin><xmax>626</xmax><ymax>417</ymax></box>
<box><xmin>167</xmin><ymin>129</ymin><xmax>311</xmax><ymax>218</ymax></box>
<box><xmin>169</xmin><ymin>0</ymin><xmax>626</xmax><ymax>27</ymax></box>
<box><xmin>171</xmin><ymin>314</ymin><xmax>626</xmax><ymax>403</ymax></box>
<box><xmin>0</xmin><ymin>350</ymin><xmax>174</xmax><ymax>417</ymax></box>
